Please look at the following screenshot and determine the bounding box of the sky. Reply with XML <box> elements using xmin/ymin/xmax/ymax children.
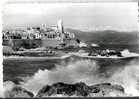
<box><xmin>2</xmin><ymin>2</ymin><xmax>139</xmax><ymax>31</ymax></box>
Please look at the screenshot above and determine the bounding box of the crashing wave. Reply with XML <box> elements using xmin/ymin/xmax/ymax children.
<box><xmin>4</xmin><ymin>56</ymin><xmax>139</xmax><ymax>97</ymax></box>
<box><xmin>121</xmin><ymin>49</ymin><xmax>139</xmax><ymax>57</ymax></box>
<box><xmin>4</xmin><ymin>81</ymin><xmax>34</xmax><ymax>98</ymax></box>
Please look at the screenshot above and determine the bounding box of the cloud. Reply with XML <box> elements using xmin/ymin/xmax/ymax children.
<box><xmin>2</xmin><ymin>2</ymin><xmax>139</xmax><ymax>31</ymax></box>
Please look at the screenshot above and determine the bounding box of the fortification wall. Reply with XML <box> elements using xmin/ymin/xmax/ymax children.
<box><xmin>3</xmin><ymin>39</ymin><xmax>42</xmax><ymax>49</ymax></box>
<box><xmin>3</xmin><ymin>39</ymin><xmax>78</xmax><ymax>50</ymax></box>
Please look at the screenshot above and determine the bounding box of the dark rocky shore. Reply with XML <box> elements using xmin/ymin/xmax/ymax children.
<box><xmin>4</xmin><ymin>81</ymin><xmax>126</xmax><ymax>97</ymax></box>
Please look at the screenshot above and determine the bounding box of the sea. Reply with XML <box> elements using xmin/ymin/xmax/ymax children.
<box><xmin>3</xmin><ymin>44</ymin><xmax>139</xmax><ymax>96</ymax></box>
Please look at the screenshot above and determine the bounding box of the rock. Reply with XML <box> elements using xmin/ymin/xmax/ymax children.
<box><xmin>36</xmin><ymin>82</ymin><xmax>89</xmax><ymax>97</ymax></box>
<box><xmin>112</xmin><ymin>84</ymin><xmax>124</xmax><ymax>92</ymax></box>
<box><xmin>36</xmin><ymin>82</ymin><xmax>125</xmax><ymax>97</ymax></box>
<box><xmin>4</xmin><ymin>86</ymin><xmax>34</xmax><ymax>98</ymax></box>
<box><xmin>89</xmin><ymin>83</ymin><xmax>125</xmax><ymax>97</ymax></box>
<box><xmin>37</xmin><ymin>82</ymin><xmax>76</xmax><ymax>97</ymax></box>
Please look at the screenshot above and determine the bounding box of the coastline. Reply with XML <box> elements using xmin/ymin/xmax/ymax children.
<box><xmin>3</xmin><ymin>54</ymin><xmax>72</xmax><ymax>60</ymax></box>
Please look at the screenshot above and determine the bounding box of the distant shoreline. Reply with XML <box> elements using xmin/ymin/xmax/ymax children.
<box><xmin>3</xmin><ymin>54</ymin><xmax>71</xmax><ymax>60</ymax></box>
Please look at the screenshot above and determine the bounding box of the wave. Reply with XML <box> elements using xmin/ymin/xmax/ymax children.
<box><xmin>13</xmin><ymin>57</ymin><xmax>139</xmax><ymax>96</ymax></box>
<box><xmin>108</xmin><ymin>60</ymin><xmax>139</xmax><ymax>96</ymax></box>
<box><xmin>4</xmin><ymin>49</ymin><xmax>139</xmax><ymax>96</ymax></box>
<box><xmin>121</xmin><ymin>49</ymin><xmax>139</xmax><ymax>57</ymax></box>
<box><xmin>20</xmin><ymin>59</ymin><xmax>100</xmax><ymax>95</ymax></box>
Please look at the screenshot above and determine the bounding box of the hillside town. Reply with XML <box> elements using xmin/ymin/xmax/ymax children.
<box><xmin>3</xmin><ymin>20</ymin><xmax>79</xmax><ymax>50</ymax></box>
<box><xmin>3</xmin><ymin>20</ymin><xmax>75</xmax><ymax>40</ymax></box>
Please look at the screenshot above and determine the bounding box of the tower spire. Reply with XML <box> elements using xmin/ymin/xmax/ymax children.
<box><xmin>57</xmin><ymin>19</ymin><xmax>64</xmax><ymax>33</ymax></box>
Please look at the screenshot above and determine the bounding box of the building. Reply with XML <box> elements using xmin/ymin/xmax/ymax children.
<box><xmin>3</xmin><ymin>20</ymin><xmax>79</xmax><ymax>48</ymax></box>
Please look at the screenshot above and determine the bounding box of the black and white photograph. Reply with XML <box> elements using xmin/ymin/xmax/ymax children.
<box><xmin>2</xmin><ymin>0</ymin><xmax>139</xmax><ymax>97</ymax></box>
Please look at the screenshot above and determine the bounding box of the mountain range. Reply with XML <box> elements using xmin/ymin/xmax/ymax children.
<box><xmin>65</xmin><ymin>28</ymin><xmax>139</xmax><ymax>45</ymax></box>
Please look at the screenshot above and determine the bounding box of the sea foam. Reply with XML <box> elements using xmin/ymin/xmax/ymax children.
<box><xmin>19</xmin><ymin>58</ymin><xmax>139</xmax><ymax>96</ymax></box>
<box><xmin>20</xmin><ymin>59</ymin><xmax>100</xmax><ymax>95</ymax></box>
<box><xmin>4</xmin><ymin>49</ymin><xmax>139</xmax><ymax>96</ymax></box>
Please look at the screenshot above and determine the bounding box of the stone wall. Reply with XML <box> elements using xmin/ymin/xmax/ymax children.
<box><xmin>3</xmin><ymin>39</ymin><xmax>78</xmax><ymax>50</ymax></box>
<box><xmin>3</xmin><ymin>39</ymin><xmax>42</xmax><ymax>49</ymax></box>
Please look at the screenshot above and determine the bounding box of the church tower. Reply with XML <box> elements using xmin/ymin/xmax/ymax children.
<box><xmin>57</xmin><ymin>19</ymin><xmax>64</xmax><ymax>33</ymax></box>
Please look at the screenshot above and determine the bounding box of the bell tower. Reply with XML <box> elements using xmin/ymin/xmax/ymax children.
<box><xmin>57</xmin><ymin>19</ymin><xmax>64</xmax><ymax>33</ymax></box>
